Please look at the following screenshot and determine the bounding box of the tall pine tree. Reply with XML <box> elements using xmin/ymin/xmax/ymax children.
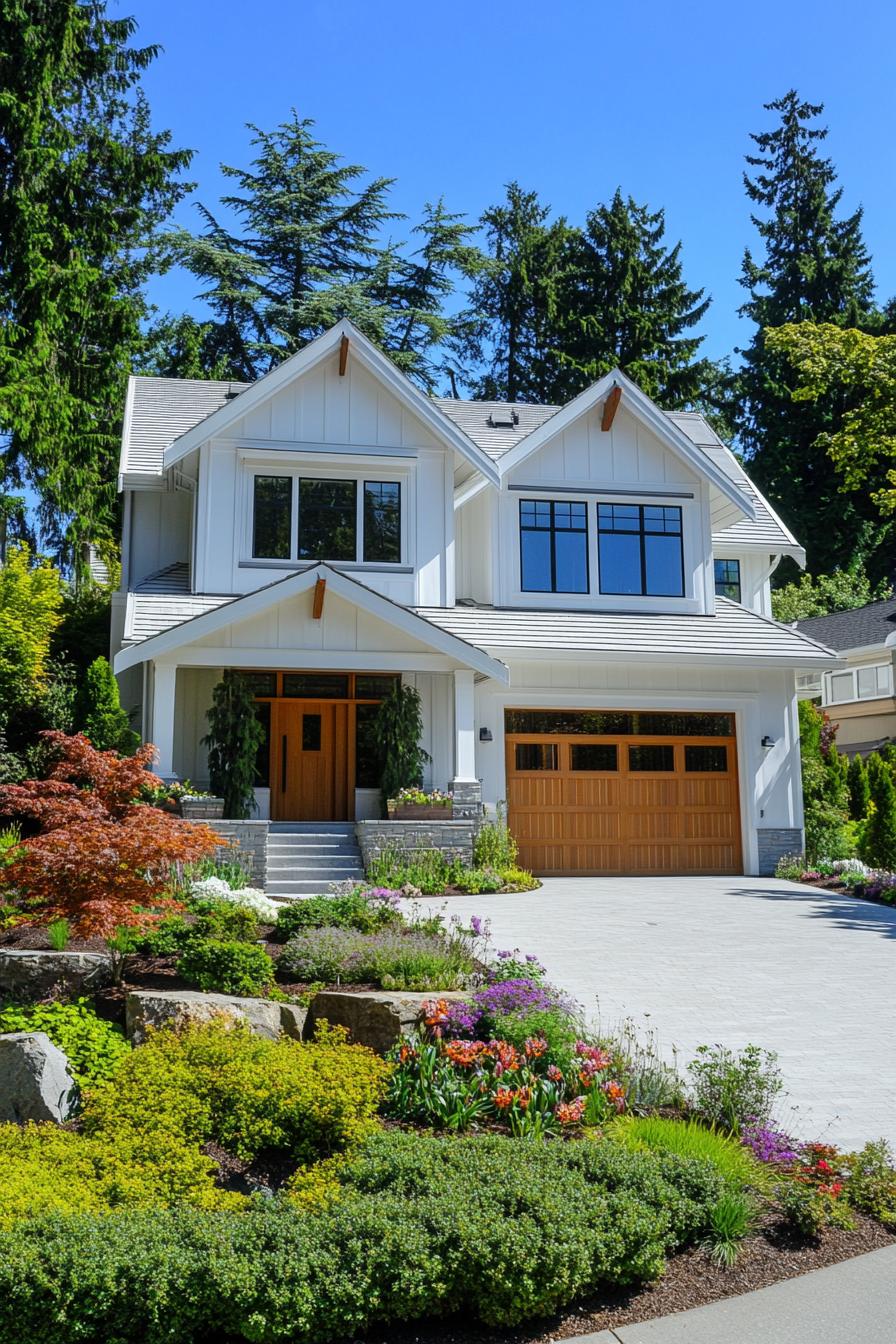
<box><xmin>735</xmin><ymin>91</ymin><xmax>883</xmax><ymax>577</ymax></box>
<box><xmin>455</xmin><ymin>182</ymin><xmax>574</xmax><ymax>403</ymax></box>
<box><xmin>0</xmin><ymin>1</ymin><xmax>193</xmax><ymax>571</ymax></box>
<box><xmin>553</xmin><ymin>189</ymin><xmax>712</xmax><ymax>405</ymax></box>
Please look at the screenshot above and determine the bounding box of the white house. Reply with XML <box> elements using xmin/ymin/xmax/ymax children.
<box><xmin>112</xmin><ymin>319</ymin><xmax>837</xmax><ymax>877</ymax></box>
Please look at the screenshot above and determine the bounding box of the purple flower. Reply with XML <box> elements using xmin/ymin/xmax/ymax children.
<box><xmin>473</xmin><ymin>977</ymin><xmax>562</xmax><ymax>1020</ymax></box>
<box><xmin>741</xmin><ymin>1121</ymin><xmax>800</xmax><ymax>1165</ymax></box>
<box><xmin>470</xmin><ymin>915</ymin><xmax>483</xmax><ymax>937</ymax></box>
<box><xmin>436</xmin><ymin>999</ymin><xmax>482</xmax><ymax>1039</ymax></box>
<box><xmin>497</xmin><ymin>949</ymin><xmax>512</xmax><ymax>960</ymax></box>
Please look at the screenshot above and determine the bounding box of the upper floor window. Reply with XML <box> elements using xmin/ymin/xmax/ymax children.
<box><xmin>825</xmin><ymin>662</ymin><xmax>894</xmax><ymax>706</ymax></box>
<box><xmin>251</xmin><ymin>474</ymin><xmax>401</xmax><ymax>564</ymax></box>
<box><xmin>597</xmin><ymin>504</ymin><xmax>683</xmax><ymax>597</ymax></box>
<box><xmin>714</xmin><ymin>558</ymin><xmax>741</xmax><ymax>603</ymax></box>
<box><xmin>519</xmin><ymin>498</ymin><xmax>588</xmax><ymax>593</ymax></box>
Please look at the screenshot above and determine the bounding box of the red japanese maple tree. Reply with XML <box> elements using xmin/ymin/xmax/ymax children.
<box><xmin>0</xmin><ymin>733</ymin><xmax>222</xmax><ymax>937</ymax></box>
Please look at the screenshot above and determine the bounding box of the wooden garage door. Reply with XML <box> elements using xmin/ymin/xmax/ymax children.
<box><xmin>505</xmin><ymin>709</ymin><xmax>742</xmax><ymax>876</ymax></box>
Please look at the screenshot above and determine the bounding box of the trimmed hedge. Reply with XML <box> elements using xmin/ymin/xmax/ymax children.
<box><xmin>0</xmin><ymin>1131</ymin><xmax>724</xmax><ymax>1343</ymax></box>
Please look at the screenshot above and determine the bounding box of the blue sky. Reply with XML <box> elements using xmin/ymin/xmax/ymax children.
<box><xmin>136</xmin><ymin>0</ymin><xmax>896</xmax><ymax>365</ymax></box>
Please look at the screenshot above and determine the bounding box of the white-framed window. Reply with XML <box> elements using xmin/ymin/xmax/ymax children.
<box><xmin>824</xmin><ymin>662</ymin><xmax>894</xmax><ymax>705</ymax></box>
<box><xmin>247</xmin><ymin>469</ymin><xmax>404</xmax><ymax>566</ymax></box>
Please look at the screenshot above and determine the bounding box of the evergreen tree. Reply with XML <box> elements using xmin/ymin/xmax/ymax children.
<box><xmin>735</xmin><ymin>91</ymin><xmax>883</xmax><ymax>578</ymax></box>
<box><xmin>847</xmin><ymin>752</ymin><xmax>871</xmax><ymax>822</ymax></box>
<box><xmin>202</xmin><ymin>671</ymin><xmax>264</xmax><ymax>819</ymax></box>
<box><xmin>174</xmin><ymin>114</ymin><xmax>403</xmax><ymax>381</ymax></box>
<box><xmin>455</xmin><ymin>182</ymin><xmax>574</xmax><ymax>402</ymax></box>
<box><xmin>863</xmin><ymin>753</ymin><xmax>896</xmax><ymax>870</ymax></box>
<box><xmin>75</xmin><ymin>656</ymin><xmax>139</xmax><ymax>755</ymax></box>
<box><xmin>0</xmin><ymin>1</ymin><xmax>193</xmax><ymax>570</ymax></box>
<box><xmin>554</xmin><ymin>189</ymin><xmax>712</xmax><ymax>405</ymax></box>
<box><xmin>137</xmin><ymin>313</ymin><xmax>247</xmax><ymax>382</ymax></box>
<box><xmin>375</xmin><ymin>682</ymin><xmax>430</xmax><ymax>808</ymax></box>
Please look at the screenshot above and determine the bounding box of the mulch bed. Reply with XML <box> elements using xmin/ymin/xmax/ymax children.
<box><xmin>358</xmin><ymin>1211</ymin><xmax>895</xmax><ymax>1344</ymax></box>
<box><xmin>796</xmin><ymin>876</ymin><xmax>896</xmax><ymax>909</ymax></box>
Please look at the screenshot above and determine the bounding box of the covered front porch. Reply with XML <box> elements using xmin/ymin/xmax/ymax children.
<box><xmin>114</xmin><ymin>563</ymin><xmax>507</xmax><ymax>821</ymax></box>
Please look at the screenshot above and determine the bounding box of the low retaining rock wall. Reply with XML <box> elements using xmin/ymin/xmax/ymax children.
<box><xmin>185</xmin><ymin>819</ymin><xmax>269</xmax><ymax>888</ymax></box>
<box><xmin>0</xmin><ymin>950</ymin><xmax>112</xmax><ymax>1000</ymax></box>
<box><xmin>356</xmin><ymin>819</ymin><xmax>476</xmax><ymax>870</ymax></box>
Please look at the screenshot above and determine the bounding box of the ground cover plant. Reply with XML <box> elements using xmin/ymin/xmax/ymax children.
<box><xmin>0</xmin><ymin>999</ymin><xmax>129</xmax><ymax>1086</ymax></box>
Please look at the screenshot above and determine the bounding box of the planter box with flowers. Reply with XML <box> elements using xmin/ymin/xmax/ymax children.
<box><xmin>386</xmin><ymin>787</ymin><xmax>453</xmax><ymax>821</ymax></box>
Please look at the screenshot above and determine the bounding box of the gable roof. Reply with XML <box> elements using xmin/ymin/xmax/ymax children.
<box><xmin>487</xmin><ymin>368</ymin><xmax>756</xmax><ymax>523</ymax></box>
<box><xmin>156</xmin><ymin>320</ymin><xmax>499</xmax><ymax>486</ymax></box>
<box><xmin>416</xmin><ymin>598</ymin><xmax>838</xmax><ymax>669</ymax></box>
<box><xmin>434</xmin><ymin>398</ymin><xmax>562</xmax><ymax>461</ymax></box>
<box><xmin>114</xmin><ymin>562</ymin><xmax>509</xmax><ymax>682</ymax></box>
<box><xmin>794</xmin><ymin>597</ymin><xmax>896</xmax><ymax>654</ymax></box>
<box><xmin>119</xmin><ymin>375</ymin><xmax>249</xmax><ymax>484</ymax></box>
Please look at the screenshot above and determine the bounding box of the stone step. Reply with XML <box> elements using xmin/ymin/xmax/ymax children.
<box><xmin>266</xmin><ymin>841</ymin><xmax>360</xmax><ymax>854</ymax></box>
<box><xmin>268</xmin><ymin>822</ymin><xmax>355</xmax><ymax>834</ymax></box>
<box><xmin>267</xmin><ymin>879</ymin><xmax>360</xmax><ymax>896</ymax></box>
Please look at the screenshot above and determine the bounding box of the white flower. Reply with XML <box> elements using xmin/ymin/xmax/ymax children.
<box><xmin>189</xmin><ymin>876</ymin><xmax>280</xmax><ymax>922</ymax></box>
<box><xmin>189</xmin><ymin>876</ymin><xmax>232</xmax><ymax>900</ymax></box>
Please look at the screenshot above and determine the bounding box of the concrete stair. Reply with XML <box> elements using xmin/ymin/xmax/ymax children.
<box><xmin>265</xmin><ymin>823</ymin><xmax>365</xmax><ymax>900</ymax></box>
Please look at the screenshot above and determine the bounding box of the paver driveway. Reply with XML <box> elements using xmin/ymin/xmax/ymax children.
<box><xmin>425</xmin><ymin>877</ymin><xmax>896</xmax><ymax>1150</ymax></box>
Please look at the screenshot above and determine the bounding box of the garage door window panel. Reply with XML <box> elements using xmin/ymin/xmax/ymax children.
<box><xmin>570</xmin><ymin>744</ymin><xmax>619</xmax><ymax>772</ymax></box>
<box><xmin>514</xmin><ymin>743</ymin><xmax>559</xmax><ymax>771</ymax></box>
<box><xmin>685</xmin><ymin>745</ymin><xmax>729</xmax><ymax>773</ymax></box>
<box><xmin>628</xmin><ymin>745</ymin><xmax>675</xmax><ymax>772</ymax></box>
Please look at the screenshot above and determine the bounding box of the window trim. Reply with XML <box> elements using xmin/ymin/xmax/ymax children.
<box><xmin>519</xmin><ymin>497</ymin><xmax>590</xmax><ymax>595</ymax></box>
<box><xmin>241</xmin><ymin>459</ymin><xmax>409</xmax><ymax>570</ymax></box>
<box><xmin>597</xmin><ymin>503</ymin><xmax>685</xmax><ymax>598</ymax></box>
<box><xmin>823</xmin><ymin>662</ymin><xmax>894</xmax><ymax>706</ymax></box>
<box><xmin>714</xmin><ymin>558</ymin><xmax>741</xmax><ymax>604</ymax></box>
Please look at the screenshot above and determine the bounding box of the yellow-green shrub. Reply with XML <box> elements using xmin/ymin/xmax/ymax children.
<box><xmin>284</xmin><ymin>1154</ymin><xmax>346</xmax><ymax>1211</ymax></box>
<box><xmin>84</xmin><ymin>1018</ymin><xmax>391</xmax><ymax>1163</ymax></box>
<box><xmin>0</xmin><ymin>1123</ymin><xmax>240</xmax><ymax>1229</ymax></box>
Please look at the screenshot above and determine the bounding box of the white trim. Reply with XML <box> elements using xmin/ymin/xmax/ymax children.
<box><xmin>495</xmin><ymin>367</ymin><xmax>757</xmax><ymax>523</ymax></box>
<box><xmin>113</xmin><ymin>562</ymin><xmax>509</xmax><ymax>683</ymax></box>
<box><xmin>161</xmin><ymin>319</ymin><xmax>499</xmax><ymax>486</ymax></box>
<box><xmin>117</xmin><ymin>375</ymin><xmax>137</xmax><ymax>492</ymax></box>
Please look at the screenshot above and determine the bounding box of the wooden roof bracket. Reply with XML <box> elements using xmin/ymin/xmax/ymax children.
<box><xmin>312</xmin><ymin>577</ymin><xmax>327</xmax><ymax>619</ymax></box>
<box><xmin>338</xmin><ymin>333</ymin><xmax>350</xmax><ymax>376</ymax></box>
<box><xmin>601</xmin><ymin>384</ymin><xmax>621</xmax><ymax>431</ymax></box>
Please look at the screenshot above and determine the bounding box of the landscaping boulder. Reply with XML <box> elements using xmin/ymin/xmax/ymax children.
<box><xmin>0</xmin><ymin>949</ymin><xmax>112</xmax><ymax>1000</ymax></box>
<box><xmin>305</xmin><ymin>990</ymin><xmax>468</xmax><ymax>1054</ymax></box>
<box><xmin>0</xmin><ymin>1032</ymin><xmax>78</xmax><ymax>1123</ymax></box>
<box><xmin>125</xmin><ymin>989</ymin><xmax>306</xmax><ymax>1045</ymax></box>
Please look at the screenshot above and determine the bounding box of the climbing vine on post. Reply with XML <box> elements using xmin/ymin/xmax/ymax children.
<box><xmin>202</xmin><ymin>671</ymin><xmax>264</xmax><ymax>819</ymax></box>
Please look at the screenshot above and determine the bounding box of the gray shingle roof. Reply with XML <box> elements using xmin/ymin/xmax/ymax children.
<box><xmin>795</xmin><ymin>597</ymin><xmax>896</xmax><ymax>653</ymax></box>
<box><xmin>120</xmin><ymin>376</ymin><xmax>250</xmax><ymax>478</ymax></box>
<box><xmin>414</xmin><ymin>599</ymin><xmax>836</xmax><ymax>666</ymax></box>
<box><xmin>118</xmin><ymin>376</ymin><xmax>800</xmax><ymax>557</ymax></box>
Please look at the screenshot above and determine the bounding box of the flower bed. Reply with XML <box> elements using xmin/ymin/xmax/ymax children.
<box><xmin>775</xmin><ymin>853</ymin><xmax>896</xmax><ymax>905</ymax></box>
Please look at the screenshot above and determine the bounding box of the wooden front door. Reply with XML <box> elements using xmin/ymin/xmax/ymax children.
<box><xmin>506</xmin><ymin>721</ymin><xmax>742</xmax><ymax>876</ymax></box>
<box><xmin>271</xmin><ymin>701</ymin><xmax>350</xmax><ymax>821</ymax></box>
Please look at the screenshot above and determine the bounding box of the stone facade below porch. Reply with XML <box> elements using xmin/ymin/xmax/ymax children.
<box><xmin>757</xmin><ymin>827</ymin><xmax>803</xmax><ymax>876</ymax></box>
<box><xmin>356</xmin><ymin>819</ymin><xmax>476</xmax><ymax>870</ymax></box>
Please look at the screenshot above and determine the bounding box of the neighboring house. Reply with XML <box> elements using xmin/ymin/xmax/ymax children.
<box><xmin>112</xmin><ymin>319</ymin><xmax>837</xmax><ymax>877</ymax></box>
<box><xmin>794</xmin><ymin>598</ymin><xmax>896</xmax><ymax>756</ymax></box>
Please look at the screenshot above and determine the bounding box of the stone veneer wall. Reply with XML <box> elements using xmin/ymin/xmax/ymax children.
<box><xmin>186</xmin><ymin>819</ymin><xmax>269</xmax><ymax>889</ymax></box>
<box><xmin>356</xmin><ymin>820</ymin><xmax>476</xmax><ymax>870</ymax></box>
<box><xmin>757</xmin><ymin>827</ymin><xmax>803</xmax><ymax>876</ymax></box>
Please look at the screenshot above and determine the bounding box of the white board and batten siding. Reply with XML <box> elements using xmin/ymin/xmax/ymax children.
<box><xmin>493</xmin><ymin>405</ymin><xmax>716</xmax><ymax>614</ymax></box>
<box><xmin>192</xmin><ymin>358</ymin><xmax>455</xmax><ymax>606</ymax></box>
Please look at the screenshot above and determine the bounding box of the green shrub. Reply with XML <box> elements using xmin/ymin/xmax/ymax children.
<box><xmin>279</xmin><ymin>926</ymin><xmax>474</xmax><ymax>990</ymax></box>
<box><xmin>488</xmin><ymin>1004</ymin><xmax>580</xmax><ymax>1070</ymax></box>
<box><xmin>844</xmin><ymin>1139</ymin><xmax>896</xmax><ymax>1227</ymax></box>
<box><xmin>774</xmin><ymin>852</ymin><xmax>806</xmax><ymax>881</ymax></box>
<box><xmin>499</xmin><ymin>865</ymin><xmax>540</xmax><ymax>891</ymax></box>
<box><xmin>776</xmin><ymin>1179</ymin><xmax>855</xmax><ymax>1237</ymax></box>
<box><xmin>178</xmin><ymin>939</ymin><xmax>273</xmax><ymax>996</ymax></box>
<box><xmin>688</xmin><ymin>1043</ymin><xmax>783</xmax><ymax>1131</ymax></box>
<box><xmin>473</xmin><ymin>815</ymin><xmax>518</xmax><ymax>869</ymax></box>
<box><xmin>273</xmin><ymin>889</ymin><xmax>400</xmax><ymax>941</ymax></box>
<box><xmin>83</xmin><ymin>1019</ymin><xmax>389</xmax><ymax>1164</ymax></box>
<box><xmin>191</xmin><ymin>902</ymin><xmax>260</xmax><ymax>943</ymax></box>
<box><xmin>0</xmin><ymin>999</ymin><xmax>130</xmax><ymax>1087</ymax></box>
<box><xmin>46</xmin><ymin>917</ymin><xmax>70</xmax><ymax>950</ymax></box>
<box><xmin>452</xmin><ymin>866</ymin><xmax>503</xmax><ymax>894</ymax></box>
<box><xmin>862</xmin><ymin>754</ymin><xmax>896</xmax><ymax>869</ymax></box>
<box><xmin>703</xmin><ymin>1191</ymin><xmax>754</xmax><ymax>1265</ymax></box>
<box><xmin>608</xmin><ymin>1116</ymin><xmax>765</xmax><ymax>1191</ymax></box>
<box><xmin>0</xmin><ymin>1131</ymin><xmax>724</xmax><ymax>1344</ymax></box>
<box><xmin>0</xmin><ymin>1122</ymin><xmax>239</xmax><ymax>1229</ymax></box>
<box><xmin>133</xmin><ymin>914</ymin><xmax>194</xmax><ymax>956</ymax></box>
<box><xmin>365</xmin><ymin>845</ymin><xmax>460</xmax><ymax>894</ymax></box>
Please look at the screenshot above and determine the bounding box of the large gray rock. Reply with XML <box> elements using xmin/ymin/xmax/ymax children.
<box><xmin>125</xmin><ymin>989</ymin><xmax>306</xmax><ymax>1044</ymax></box>
<box><xmin>0</xmin><ymin>1032</ymin><xmax>78</xmax><ymax>1123</ymax></box>
<box><xmin>306</xmin><ymin>990</ymin><xmax>468</xmax><ymax>1054</ymax></box>
<box><xmin>0</xmin><ymin>949</ymin><xmax>112</xmax><ymax>1000</ymax></box>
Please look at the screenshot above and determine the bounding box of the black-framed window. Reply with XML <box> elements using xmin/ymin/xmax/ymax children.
<box><xmin>685</xmin><ymin>745</ymin><xmax>729</xmax><ymax>773</ymax></box>
<box><xmin>597</xmin><ymin>504</ymin><xmax>684</xmax><ymax>597</ymax></box>
<box><xmin>714</xmin><ymin>558</ymin><xmax>741</xmax><ymax>603</ymax></box>
<box><xmin>252</xmin><ymin>476</ymin><xmax>292</xmax><ymax>559</ymax></box>
<box><xmin>364</xmin><ymin>481</ymin><xmax>401</xmax><ymax>563</ymax></box>
<box><xmin>520</xmin><ymin>499</ymin><xmax>588</xmax><ymax>593</ymax></box>
<box><xmin>298</xmin><ymin>479</ymin><xmax>356</xmax><ymax>560</ymax></box>
<box><xmin>629</xmin><ymin>744</ymin><xmax>675</xmax><ymax>772</ymax></box>
<box><xmin>570</xmin><ymin>744</ymin><xmax>618</xmax><ymax>772</ymax></box>
<box><xmin>515</xmin><ymin>743</ymin><xmax>559</xmax><ymax>771</ymax></box>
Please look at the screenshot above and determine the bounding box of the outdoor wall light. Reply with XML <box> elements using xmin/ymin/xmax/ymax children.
<box><xmin>761</xmin><ymin>735</ymin><xmax>776</xmax><ymax>750</ymax></box>
<box><xmin>479</xmin><ymin>727</ymin><xmax>493</xmax><ymax>742</ymax></box>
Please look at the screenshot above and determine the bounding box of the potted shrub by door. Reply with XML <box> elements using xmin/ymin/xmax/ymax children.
<box><xmin>387</xmin><ymin>786</ymin><xmax>454</xmax><ymax>820</ymax></box>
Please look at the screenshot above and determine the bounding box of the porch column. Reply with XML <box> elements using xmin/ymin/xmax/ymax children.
<box><xmin>151</xmin><ymin>662</ymin><xmax>177</xmax><ymax>779</ymax></box>
<box><xmin>451</xmin><ymin>669</ymin><xmax>481</xmax><ymax>819</ymax></box>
